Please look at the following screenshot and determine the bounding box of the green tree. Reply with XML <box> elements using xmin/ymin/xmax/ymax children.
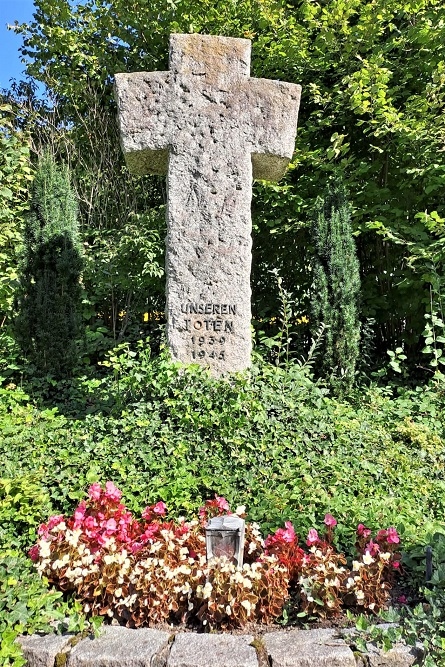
<box><xmin>311</xmin><ymin>181</ymin><xmax>361</xmax><ymax>392</ymax></box>
<box><xmin>0</xmin><ymin>101</ymin><xmax>32</xmax><ymax>327</ymax></box>
<box><xmin>15</xmin><ymin>152</ymin><xmax>83</xmax><ymax>377</ymax></box>
<box><xmin>0</xmin><ymin>98</ymin><xmax>34</xmax><ymax>381</ymax></box>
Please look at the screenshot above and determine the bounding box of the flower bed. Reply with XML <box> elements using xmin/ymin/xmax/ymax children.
<box><xmin>30</xmin><ymin>483</ymin><xmax>401</xmax><ymax>629</ymax></box>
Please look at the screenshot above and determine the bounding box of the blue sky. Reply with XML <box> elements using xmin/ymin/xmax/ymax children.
<box><xmin>0</xmin><ymin>0</ymin><xmax>36</xmax><ymax>90</ymax></box>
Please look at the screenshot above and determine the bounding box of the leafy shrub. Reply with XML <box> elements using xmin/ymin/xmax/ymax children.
<box><xmin>0</xmin><ymin>551</ymin><xmax>81</xmax><ymax>667</ymax></box>
<box><xmin>0</xmin><ymin>476</ymin><xmax>52</xmax><ymax>551</ymax></box>
<box><xmin>1</xmin><ymin>355</ymin><xmax>445</xmax><ymax>552</ymax></box>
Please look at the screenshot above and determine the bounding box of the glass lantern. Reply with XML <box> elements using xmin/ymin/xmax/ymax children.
<box><xmin>205</xmin><ymin>515</ymin><xmax>245</xmax><ymax>567</ymax></box>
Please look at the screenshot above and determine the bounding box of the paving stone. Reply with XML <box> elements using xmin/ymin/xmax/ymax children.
<box><xmin>68</xmin><ymin>626</ymin><xmax>170</xmax><ymax>667</ymax></box>
<box><xmin>168</xmin><ymin>632</ymin><xmax>258</xmax><ymax>667</ymax></box>
<box><xmin>264</xmin><ymin>628</ymin><xmax>356</xmax><ymax>667</ymax></box>
<box><xmin>17</xmin><ymin>634</ymin><xmax>74</xmax><ymax>667</ymax></box>
<box><xmin>364</xmin><ymin>642</ymin><xmax>421</xmax><ymax>666</ymax></box>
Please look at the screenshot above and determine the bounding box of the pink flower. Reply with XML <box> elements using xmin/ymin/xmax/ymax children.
<box><xmin>265</xmin><ymin>521</ymin><xmax>296</xmax><ymax>548</ymax></box>
<box><xmin>131</xmin><ymin>542</ymin><xmax>144</xmax><ymax>554</ymax></box>
<box><xmin>357</xmin><ymin>523</ymin><xmax>372</xmax><ymax>539</ymax></box>
<box><xmin>47</xmin><ymin>515</ymin><xmax>65</xmax><ymax>530</ymax></box>
<box><xmin>28</xmin><ymin>545</ymin><xmax>39</xmax><ymax>562</ymax></box>
<box><xmin>84</xmin><ymin>516</ymin><xmax>97</xmax><ymax>529</ymax></box>
<box><xmin>97</xmin><ymin>533</ymin><xmax>111</xmax><ymax>546</ymax></box>
<box><xmin>306</xmin><ymin>528</ymin><xmax>319</xmax><ymax>546</ymax></box>
<box><xmin>281</xmin><ymin>521</ymin><xmax>296</xmax><ymax>542</ymax></box>
<box><xmin>175</xmin><ymin>522</ymin><xmax>190</xmax><ymax>537</ymax></box>
<box><xmin>324</xmin><ymin>513</ymin><xmax>337</xmax><ymax>528</ymax></box>
<box><xmin>153</xmin><ymin>501</ymin><xmax>167</xmax><ymax>516</ymax></box>
<box><xmin>386</xmin><ymin>527</ymin><xmax>400</xmax><ymax>544</ymax></box>
<box><xmin>376</xmin><ymin>529</ymin><xmax>388</xmax><ymax>542</ymax></box>
<box><xmin>37</xmin><ymin>523</ymin><xmax>49</xmax><ymax>538</ymax></box>
<box><xmin>74</xmin><ymin>502</ymin><xmax>86</xmax><ymax>526</ymax></box>
<box><xmin>88</xmin><ymin>483</ymin><xmax>102</xmax><ymax>501</ymax></box>
<box><xmin>392</xmin><ymin>560</ymin><xmax>401</xmax><ymax>569</ymax></box>
<box><xmin>105</xmin><ymin>518</ymin><xmax>117</xmax><ymax>532</ymax></box>
<box><xmin>142</xmin><ymin>524</ymin><xmax>159</xmax><ymax>541</ymax></box>
<box><xmin>104</xmin><ymin>481</ymin><xmax>122</xmax><ymax>502</ymax></box>
<box><xmin>398</xmin><ymin>595</ymin><xmax>407</xmax><ymax>604</ymax></box>
<box><xmin>366</xmin><ymin>539</ymin><xmax>380</xmax><ymax>556</ymax></box>
<box><xmin>142</xmin><ymin>504</ymin><xmax>162</xmax><ymax>521</ymax></box>
<box><xmin>216</xmin><ymin>496</ymin><xmax>230</xmax><ymax>512</ymax></box>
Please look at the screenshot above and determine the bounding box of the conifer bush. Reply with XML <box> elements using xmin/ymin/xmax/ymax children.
<box><xmin>15</xmin><ymin>153</ymin><xmax>83</xmax><ymax>378</ymax></box>
<box><xmin>311</xmin><ymin>181</ymin><xmax>361</xmax><ymax>393</ymax></box>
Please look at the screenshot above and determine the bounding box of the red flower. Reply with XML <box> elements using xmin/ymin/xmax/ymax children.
<box><xmin>28</xmin><ymin>545</ymin><xmax>39</xmax><ymax>562</ymax></box>
<box><xmin>357</xmin><ymin>523</ymin><xmax>372</xmax><ymax>539</ymax></box>
<box><xmin>198</xmin><ymin>495</ymin><xmax>231</xmax><ymax>525</ymax></box>
<box><xmin>376</xmin><ymin>529</ymin><xmax>388</xmax><ymax>542</ymax></box>
<box><xmin>265</xmin><ymin>521</ymin><xmax>296</xmax><ymax>548</ymax></box>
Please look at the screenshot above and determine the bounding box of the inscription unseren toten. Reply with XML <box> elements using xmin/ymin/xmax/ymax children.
<box><xmin>181</xmin><ymin>303</ymin><xmax>237</xmax><ymax>315</ymax></box>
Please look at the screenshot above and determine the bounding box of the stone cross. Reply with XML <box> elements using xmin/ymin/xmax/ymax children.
<box><xmin>115</xmin><ymin>33</ymin><xmax>301</xmax><ymax>374</ymax></box>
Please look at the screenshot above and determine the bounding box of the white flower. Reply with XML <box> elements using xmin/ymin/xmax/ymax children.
<box><xmin>39</xmin><ymin>541</ymin><xmax>51</xmax><ymax>558</ymax></box>
<box><xmin>356</xmin><ymin>590</ymin><xmax>365</xmax><ymax>601</ymax></box>
<box><xmin>248</xmin><ymin>542</ymin><xmax>257</xmax><ymax>554</ymax></box>
<box><xmin>363</xmin><ymin>552</ymin><xmax>374</xmax><ymax>565</ymax></box>
<box><xmin>235</xmin><ymin>505</ymin><xmax>246</xmax><ymax>516</ymax></box>
<box><xmin>240</xmin><ymin>599</ymin><xmax>252</xmax><ymax>615</ymax></box>
<box><xmin>202</xmin><ymin>582</ymin><xmax>213</xmax><ymax>599</ymax></box>
<box><xmin>54</xmin><ymin>522</ymin><xmax>66</xmax><ymax>532</ymax></box>
<box><xmin>352</xmin><ymin>560</ymin><xmax>361</xmax><ymax>571</ymax></box>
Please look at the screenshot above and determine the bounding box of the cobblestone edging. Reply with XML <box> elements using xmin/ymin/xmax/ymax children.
<box><xmin>17</xmin><ymin>626</ymin><xmax>422</xmax><ymax>667</ymax></box>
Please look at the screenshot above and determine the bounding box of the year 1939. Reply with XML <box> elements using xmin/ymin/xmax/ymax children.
<box><xmin>191</xmin><ymin>336</ymin><xmax>226</xmax><ymax>346</ymax></box>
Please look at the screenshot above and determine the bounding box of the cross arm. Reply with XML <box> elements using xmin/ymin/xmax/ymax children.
<box><xmin>247</xmin><ymin>79</ymin><xmax>302</xmax><ymax>181</ymax></box>
<box><xmin>114</xmin><ymin>71</ymin><xmax>174</xmax><ymax>176</ymax></box>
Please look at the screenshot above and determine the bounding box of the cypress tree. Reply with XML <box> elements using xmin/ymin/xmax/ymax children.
<box><xmin>15</xmin><ymin>153</ymin><xmax>83</xmax><ymax>377</ymax></box>
<box><xmin>311</xmin><ymin>181</ymin><xmax>361</xmax><ymax>393</ymax></box>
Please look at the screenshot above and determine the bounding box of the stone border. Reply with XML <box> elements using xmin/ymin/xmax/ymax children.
<box><xmin>17</xmin><ymin>626</ymin><xmax>422</xmax><ymax>667</ymax></box>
